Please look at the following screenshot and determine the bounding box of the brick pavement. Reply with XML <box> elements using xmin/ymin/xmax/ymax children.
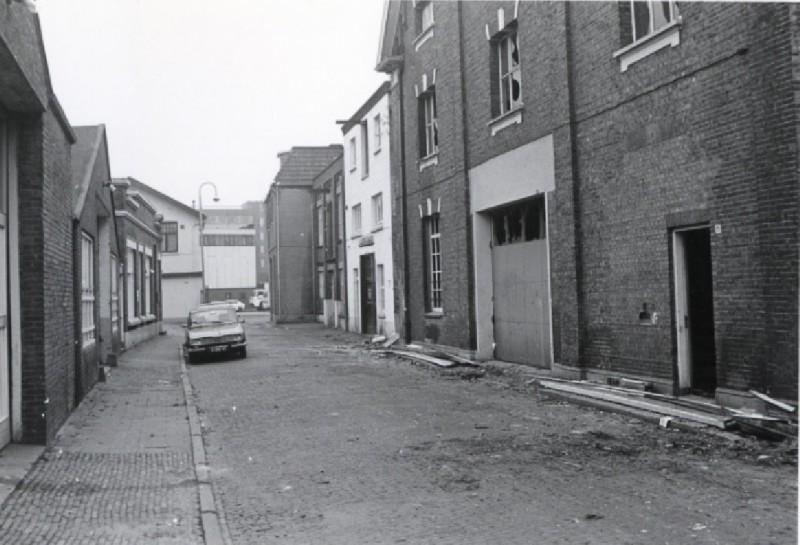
<box><xmin>188</xmin><ymin>316</ymin><xmax>796</xmax><ymax>545</ymax></box>
<box><xmin>0</xmin><ymin>332</ymin><xmax>204</xmax><ymax>545</ymax></box>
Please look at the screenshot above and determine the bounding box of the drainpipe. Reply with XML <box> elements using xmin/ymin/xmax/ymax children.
<box><xmin>457</xmin><ymin>1</ymin><xmax>476</xmax><ymax>353</ymax></box>
<box><xmin>564</xmin><ymin>2</ymin><xmax>585</xmax><ymax>368</ymax></box>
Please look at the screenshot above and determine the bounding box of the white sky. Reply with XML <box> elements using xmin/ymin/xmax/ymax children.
<box><xmin>36</xmin><ymin>0</ymin><xmax>388</xmax><ymax>207</ymax></box>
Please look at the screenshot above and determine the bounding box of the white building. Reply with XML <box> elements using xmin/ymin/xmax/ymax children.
<box><xmin>130</xmin><ymin>180</ymin><xmax>204</xmax><ymax>319</ymax></box>
<box><xmin>343</xmin><ymin>83</ymin><xmax>394</xmax><ymax>336</ymax></box>
<box><xmin>202</xmin><ymin>206</ymin><xmax>257</xmax><ymax>304</ymax></box>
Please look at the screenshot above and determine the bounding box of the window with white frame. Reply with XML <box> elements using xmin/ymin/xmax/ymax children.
<box><xmin>371</xmin><ymin>193</ymin><xmax>383</xmax><ymax>229</ymax></box>
<box><xmin>424</xmin><ymin>214</ymin><xmax>442</xmax><ymax>312</ymax></box>
<box><xmin>377</xmin><ymin>264</ymin><xmax>385</xmax><ymax>316</ymax></box>
<box><xmin>352</xmin><ymin>203</ymin><xmax>362</xmax><ymax>236</ymax></box>
<box><xmin>161</xmin><ymin>222</ymin><xmax>178</xmax><ymax>252</ymax></box>
<box><xmin>629</xmin><ymin>0</ymin><xmax>679</xmax><ymax>43</ymax></box>
<box><xmin>317</xmin><ymin>199</ymin><xmax>324</xmax><ymax>247</ymax></box>
<box><xmin>81</xmin><ymin>233</ymin><xmax>95</xmax><ymax>345</ymax></box>
<box><xmin>418</xmin><ymin>89</ymin><xmax>438</xmax><ymax>158</ymax></box>
<box><xmin>126</xmin><ymin>248</ymin><xmax>136</xmax><ymax>320</ymax></box>
<box><xmin>360</xmin><ymin>121</ymin><xmax>369</xmax><ymax>178</ymax></box>
<box><xmin>492</xmin><ymin>25</ymin><xmax>522</xmax><ymax>117</ymax></box>
<box><xmin>336</xmin><ymin>177</ymin><xmax>344</xmax><ymax>240</ymax></box>
<box><xmin>416</xmin><ymin>1</ymin><xmax>434</xmax><ymax>36</ymax></box>
<box><xmin>373</xmin><ymin>113</ymin><xmax>382</xmax><ymax>151</ymax></box>
<box><xmin>144</xmin><ymin>255</ymin><xmax>152</xmax><ymax>315</ymax></box>
<box><xmin>349</xmin><ymin>137</ymin><xmax>357</xmax><ymax>171</ymax></box>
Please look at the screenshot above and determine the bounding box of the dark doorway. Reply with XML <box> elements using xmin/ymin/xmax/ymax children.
<box><xmin>360</xmin><ymin>254</ymin><xmax>376</xmax><ymax>335</ymax></box>
<box><xmin>683</xmin><ymin>228</ymin><xmax>717</xmax><ymax>394</ymax></box>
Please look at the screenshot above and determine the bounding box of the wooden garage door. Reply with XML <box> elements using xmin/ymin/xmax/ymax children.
<box><xmin>492</xmin><ymin>238</ymin><xmax>551</xmax><ymax>367</ymax></box>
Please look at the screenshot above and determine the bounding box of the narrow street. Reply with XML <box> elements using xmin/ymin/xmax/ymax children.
<box><xmin>187</xmin><ymin>315</ymin><xmax>797</xmax><ymax>545</ymax></box>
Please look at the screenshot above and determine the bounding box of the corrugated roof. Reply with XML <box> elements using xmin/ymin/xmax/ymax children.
<box><xmin>71</xmin><ymin>125</ymin><xmax>104</xmax><ymax>218</ymax></box>
<box><xmin>274</xmin><ymin>145</ymin><xmax>343</xmax><ymax>186</ymax></box>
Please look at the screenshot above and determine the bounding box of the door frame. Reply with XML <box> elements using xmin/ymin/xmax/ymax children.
<box><xmin>672</xmin><ymin>224</ymin><xmax>711</xmax><ymax>392</ymax></box>
<box><xmin>359</xmin><ymin>253</ymin><xmax>376</xmax><ymax>335</ymax></box>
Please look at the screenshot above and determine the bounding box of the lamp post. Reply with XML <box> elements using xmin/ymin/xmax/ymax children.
<box><xmin>198</xmin><ymin>182</ymin><xmax>219</xmax><ymax>304</ymax></box>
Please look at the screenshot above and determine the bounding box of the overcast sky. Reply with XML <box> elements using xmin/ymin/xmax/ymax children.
<box><xmin>36</xmin><ymin>0</ymin><xmax>388</xmax><ymax>208</ymax></box>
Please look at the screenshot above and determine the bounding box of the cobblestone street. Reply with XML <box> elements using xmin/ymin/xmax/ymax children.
<box><xmin>0</xmin><ymin>335</ymin><xmax>202</xmax><ymax>545</ymax></box>
<box><xmin>188</xmin><ymin>315</ymin><xmax>797</xmax><ymax>545</ymax></box>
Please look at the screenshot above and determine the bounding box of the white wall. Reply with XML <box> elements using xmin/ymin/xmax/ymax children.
<box><xmin>162</xmin><ymin>276</ymin><xmax>203</xmax><ymax>319</ymax></box>
<box><xmin>344</xmin><ymin>92</ymin><xmax>395</xmax><ymax>336</ymax></box>
<box><xmin>205</xmin><ymin>245</ymin><xmax>256</xmax><ymax>289</ymax></box>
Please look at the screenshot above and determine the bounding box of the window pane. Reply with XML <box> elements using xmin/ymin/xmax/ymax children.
<box><xmin>632</xmin><ymin>1</ymin><xmax>651</xmax><ymax>40</ymax></box>
<box><xmin>652</xmin><ymin>0</ymin><xmax>672</xmax><ymax>30</ymax></box>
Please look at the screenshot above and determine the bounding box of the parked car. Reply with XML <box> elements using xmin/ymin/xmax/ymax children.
<box><xmin>225</xmin><ymin>299</ymin><xmax>246</xmax><ymax>311</ymax></box>
<box><xmin>183</xmin><ymin>306</ymin><xmax>247</xmax><ymax>363</ymax></box>
<box><xmin>249</xmin><ymin>288</ymin><xmax>270</xmax><ymax>310</ymax></box>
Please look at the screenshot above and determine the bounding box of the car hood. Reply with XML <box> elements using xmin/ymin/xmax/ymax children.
<box><xmin>187</xmin><ymin>323</ymin><xmax>244</xmax><ymax>340</ymax></box>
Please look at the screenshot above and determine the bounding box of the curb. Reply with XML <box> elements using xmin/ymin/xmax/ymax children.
<box><xmin>179</xmin><ymin>347</ymin><xmax>229</xmax><ymax>545</ymax></box>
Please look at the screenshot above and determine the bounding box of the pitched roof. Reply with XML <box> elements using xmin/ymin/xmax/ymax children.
<box><xmin>71</xmin><ymin>124</ymin><xmax>106</xmax><ymax>218</ymax></box>
<box><xmin>128</xmin><ymin>177</ymin><xmax>199</xmax><ymax>216</ymax></box>
<box><xmin>341</xmin><ymin>82</ymin><xmax>391</xmax><ymax>135</ymax></box>
<box><xmin>273</xmin><ymin>145</ymin><xmax>343</xmax><ymax>186</ymax></box>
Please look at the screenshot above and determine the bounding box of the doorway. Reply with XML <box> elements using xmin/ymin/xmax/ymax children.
<box><xmin>360</xmin><ymin>253</ymin><xmax>376</xmax><ymax>335</ymax></box>
<box><xmin>673</xmin><ymin>226</ymin><xmax>717</xmax><ymax>395</ymax></box>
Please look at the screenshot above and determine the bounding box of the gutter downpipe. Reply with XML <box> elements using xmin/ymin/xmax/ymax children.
<box><xmin>397</xmin><ymin>66</ymin><xmax>412</xmax><ymax>344</ymax></box>
<box><xmin>564</xmin><ymin>2</ymin><xmax>585</xmax><ymax>370</ymax></box>
<box><xmin>457</xmin><ymin>1</ymin><xmax>477</xmax><ymax>352</ymax></box>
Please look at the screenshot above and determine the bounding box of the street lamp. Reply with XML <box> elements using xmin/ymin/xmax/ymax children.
<box><xmin>198</xmin><ymin>182</ymin><xmax>219</xmax><ymax>304</ymax></box>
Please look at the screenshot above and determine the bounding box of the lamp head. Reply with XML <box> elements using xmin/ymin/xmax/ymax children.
<box><xmin>213</xmin><ymin>197</ymin><xmax>220</xmax><ymax>202</ymax></box>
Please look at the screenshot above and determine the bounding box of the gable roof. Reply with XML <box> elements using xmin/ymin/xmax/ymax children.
<box><xmin>128</xmin><ymin>177</ymin><xmax>199</xmax><ymax>216</ymax></box>
<box><xmin>273</xmin><ymin>145</ymin><xmax>343</xmax><ymax>186</ymax></box>
<box><xmin>71</xmin><ymin>124</ymin><xmax>107</xmax><ymax>218</ymax></box>
<box><xmin>341</xmin><ymin>82</ymin><xmax>391</xmax><ymax>135</ymax></box>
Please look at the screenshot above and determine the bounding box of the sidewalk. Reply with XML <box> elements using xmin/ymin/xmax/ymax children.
<box><xmin>0</xmin><ymin>332</ymin><xmax>207</xmax><ymax>545</ymax></box>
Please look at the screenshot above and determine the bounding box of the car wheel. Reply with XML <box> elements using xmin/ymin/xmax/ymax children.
<box><xmin>186</xmin><ymin>351</ymin><xmax>196</xmax><ymax>364</ymax></box>
<box><xmin>239</xmin><ymin>347</ymin><xmax>247</xmax><ymax>359</ymax></box>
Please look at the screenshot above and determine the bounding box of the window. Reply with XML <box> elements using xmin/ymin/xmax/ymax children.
<box><xmin>416</xmin><ymin>1</ymin><xmax>434</xmax><ymax>36</ymax></box>
<box><xmin>377</xmin><ymin>264</ymin><xmax>385</xmax><ymax>316</ymax></box>
<box><xmin>352</xmin><ymin>203</ymin><xmax>362</xmax><ymax>236</ymax></box>
<box><xmin>418</xmin><ymin>89</ymin><xmax>438</xmax><ymax>158</ymax></box>
<box><xmin>424</xmin><ymin>214</ymin><xmax>442</xmax><ymax>312</ymax></box>
<box><xmin>317</xmin><ymin>200</ymin><xmax>324</xmax><ymax>247</ymax></box>
<box><xmin>629</xmin><ymin>0</ymin><xmax>679</xmax><ymax>43</ymax></box>
<box><xmin>336</xmin><ymin>177</ymin><xmax>344</xmax><ymax>241</ymax></box>
<box><xmin>126</xmin><ymin>248</ymin><xmax>135</xmax><ymax>320</ymax></box>
<box><xmin>111</xmin><ymin>254</ymin><xmax>119</xmax><ymax>332</ymax></box>
<box><xmin>202</xmin><ymin>234</ymin><xmax>255</xmax><ymax>246</ymax></box>
<box><xmin>161</xmin><ymin>222</ymin><xmax>178</xmax><ymax>252</ymax></box>
<box><xmin>338</xmin><ymin>265</ymin><xmax>344</xmax><ymax>301</ymax></box>
<box><xmin>360</xmin><ymin>121</ymin><xmax>369</xmax><ymax>178</ymax></box>
<box><xmin>325</xmin><ymin>201</ymin><xmax>334</xmax><ymax>253</ymax></box>
<box><xmin>372</xmin><ymin>193</ymin><xmax>383</xmax><ymax>229</ymax></box>
<box><xmin>326</xmin><ymin>267</ymin><xmax>334</xmax><ymax>300</ymax></box>
<box><xmin>492</xmin><ymin>26</ymin><xmax>522</xmax><ymax>117</ymax></box>
<box><xmin>349</xmin><ymin>137</ymin><xmax>357</xmax><ymax>171</ymax></box>
<box><xmin>144</xmin><ymin>255</ymin><xmax>152</xmax><ymax>315</ymax></box>
<box><xmin>491</xmin><ymin>197</ymin><xmax>546</xmax><ymax>246</ymax></box>
<box><xmin>374</xmin><ymin>113</ymin><xmax>382</xmax><ymax>151</ymax></box>
<box><xmin>81</xmin><ymin>233</ymin><xmax>95</xmax><ymax>345</ymax></box>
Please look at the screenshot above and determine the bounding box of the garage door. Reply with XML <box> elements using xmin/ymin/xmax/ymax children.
<box><xmin>492</xmin><ymin>238</ymin><xmax>551</xmax><ymax>367</ymax></box>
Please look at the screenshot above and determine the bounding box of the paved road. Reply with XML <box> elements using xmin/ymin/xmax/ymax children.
<box><xmin>186</xmin><ymin>314</ymin><xmax>797</xmax><ymax>545</ymax></box>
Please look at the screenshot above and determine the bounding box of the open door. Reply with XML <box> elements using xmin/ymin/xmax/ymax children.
<box><xmin>673</xmin><ymin>227</ymin><xmax>716</xmax><ymax>395</ymax></box>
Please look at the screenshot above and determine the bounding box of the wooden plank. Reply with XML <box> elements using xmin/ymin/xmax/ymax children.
<box><xmin>749</xmin><ymin>390</ymin><xmax>797</xmax><ymax>414</ymax></box>
<box><xmin>391</xmin><ymin>350</ymin><xmax>457</xmax><ymax>368</ymax></box>
<box><xmin>538</xmin><ymin>380</ymin><xmax>733</xmax><ymax>429</ymax></box>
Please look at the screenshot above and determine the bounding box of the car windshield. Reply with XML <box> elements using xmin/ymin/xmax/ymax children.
<box><xmin>189</xmin><ymin>308</ymin><xmax>238</xmax><ymax>326</ymax></box>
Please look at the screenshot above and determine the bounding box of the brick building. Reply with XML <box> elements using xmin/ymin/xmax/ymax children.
<box><xmin>0</xmin><ymin>2</ymin><xmax>78</xmax><ymax>446</ymax></box>
<box><xmin>72</xmin><ymin>125</ymin><xmax>121</xmax><ymax>404</ymax></box>
<box><xmin>311</xmin><ymin>156</ymin><xmax>346</xmax><ymax>329</ymax></box>
<box><xmin>265</xmin><ymin>146</ymin><xmax>343</xmax><ymax>323</ymax></box>
<box><xmin>377</xmin><ymin>1</ymin><xmax>798</xmax><ymax>403</ymax></box>
<box><xmin>112</xmin><ymin>178</ymin><xmax>163</xmax><ymax>349</ymax></box>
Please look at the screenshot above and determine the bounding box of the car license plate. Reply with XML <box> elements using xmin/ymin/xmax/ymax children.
<box><xmin>210</xmin><ymin>346</ymin><xmax>227</xmax><ymax>353</ymax></box>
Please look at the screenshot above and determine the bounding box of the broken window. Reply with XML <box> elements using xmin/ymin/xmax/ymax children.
<box><xmin>491</xmin><ymin>24</ymin><xmax>521</xmax><ymax>117</ymax></box>
<box><xmin>491</xmin><ymin>197</ymin><xmax>546</xmax><ymax>246</ymax></box>
<box><xmin>418</xmin><ymin>88</ymin><xmax>438</xmax><ymax>158</ymax></box>
<box><xmin>621</xmin><ymin>0</ymin><xmax>680</xmax><ymax>44</ymax></box>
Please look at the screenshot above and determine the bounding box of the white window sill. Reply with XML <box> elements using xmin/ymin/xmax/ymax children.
<box><xmin>425</xmin><ymin>310</ymin><xmax>444</xmax><ymax>319</ymax></box>
<box><xmin>127</xmin><ymin>317</ymin><xmax>142</xmax><ymax>327</ymax></box>
<box><xmin>419</xmin><ymin>153</ymin><xmax>439</xmax><ymax>172</ymax></box>
<box><xmin>414</xmin><ymin>25</ymin><xmax>434</xmax><ymax>51</ymax></box>
<box><xmin>371</xmin><ymin>224</ymin><xmax>384</xmax><ymax>233</ymax></box>
<box><xmin>489</xmin><ymin>106</ymin><xmax>524</xmax><ymax>136</ymax></box>
<box><xmin>613</xmin><ymin>19</ymin><xmax>682</xmax><ymax>72</ymax></box>
<box><xmin>350</xmin><ymin>232</ymin><xmax>362</xmax><ymax>240</ymax></box>
<box><xmin>82</xmin><ymin>339</ymin><xmax>96</xmax><ymax>348</ymax></box>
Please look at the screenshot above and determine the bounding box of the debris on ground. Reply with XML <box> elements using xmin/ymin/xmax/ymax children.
<box><xmin>382</xmin><ymin>333</ymin><xmax>400</xmax><ymax>348</ymax></box>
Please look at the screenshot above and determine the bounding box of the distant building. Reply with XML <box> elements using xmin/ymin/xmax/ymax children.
<box><xmin>265</xmin><ymin>146</ymin><xmax>343</xmax><ymax>322</ymax></box>
<box><xmin>311</xmin><ymin>156</ymin><xmax>345</xmax><ymax>329</ymax></box>
<box><xmin>130</xmin><ymin>179</ymin><xmax>204</xmax><ymax>319</ymax></box>
<box><xmin>201</xmin><ymin>205</ymin><xmax>257</xmax><ymax>304</ymax></box>
<box><xmin>72</xmin><ymin>125</ymin><xmax>121</xmax><ymax>405</ymax></box>
<box><xmin>342</xmin><ymin>83</ymin><xmax>394</xmax><ymax>336</ymax></box>
<box><xmin>112</xmin><ymin>178</ymin><xmax>163</xmax><ymax>349</ymax></box>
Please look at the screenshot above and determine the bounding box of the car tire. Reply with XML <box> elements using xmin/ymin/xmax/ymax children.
<box><xmin>186</xmin><ymin>351</ymin><xmax>196</xmax><ymax>364</ymax></box>
<box><xmin>239</xmin><ymin>347</ymin><xmax>247</xmax><ymax>359</ymax></box>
